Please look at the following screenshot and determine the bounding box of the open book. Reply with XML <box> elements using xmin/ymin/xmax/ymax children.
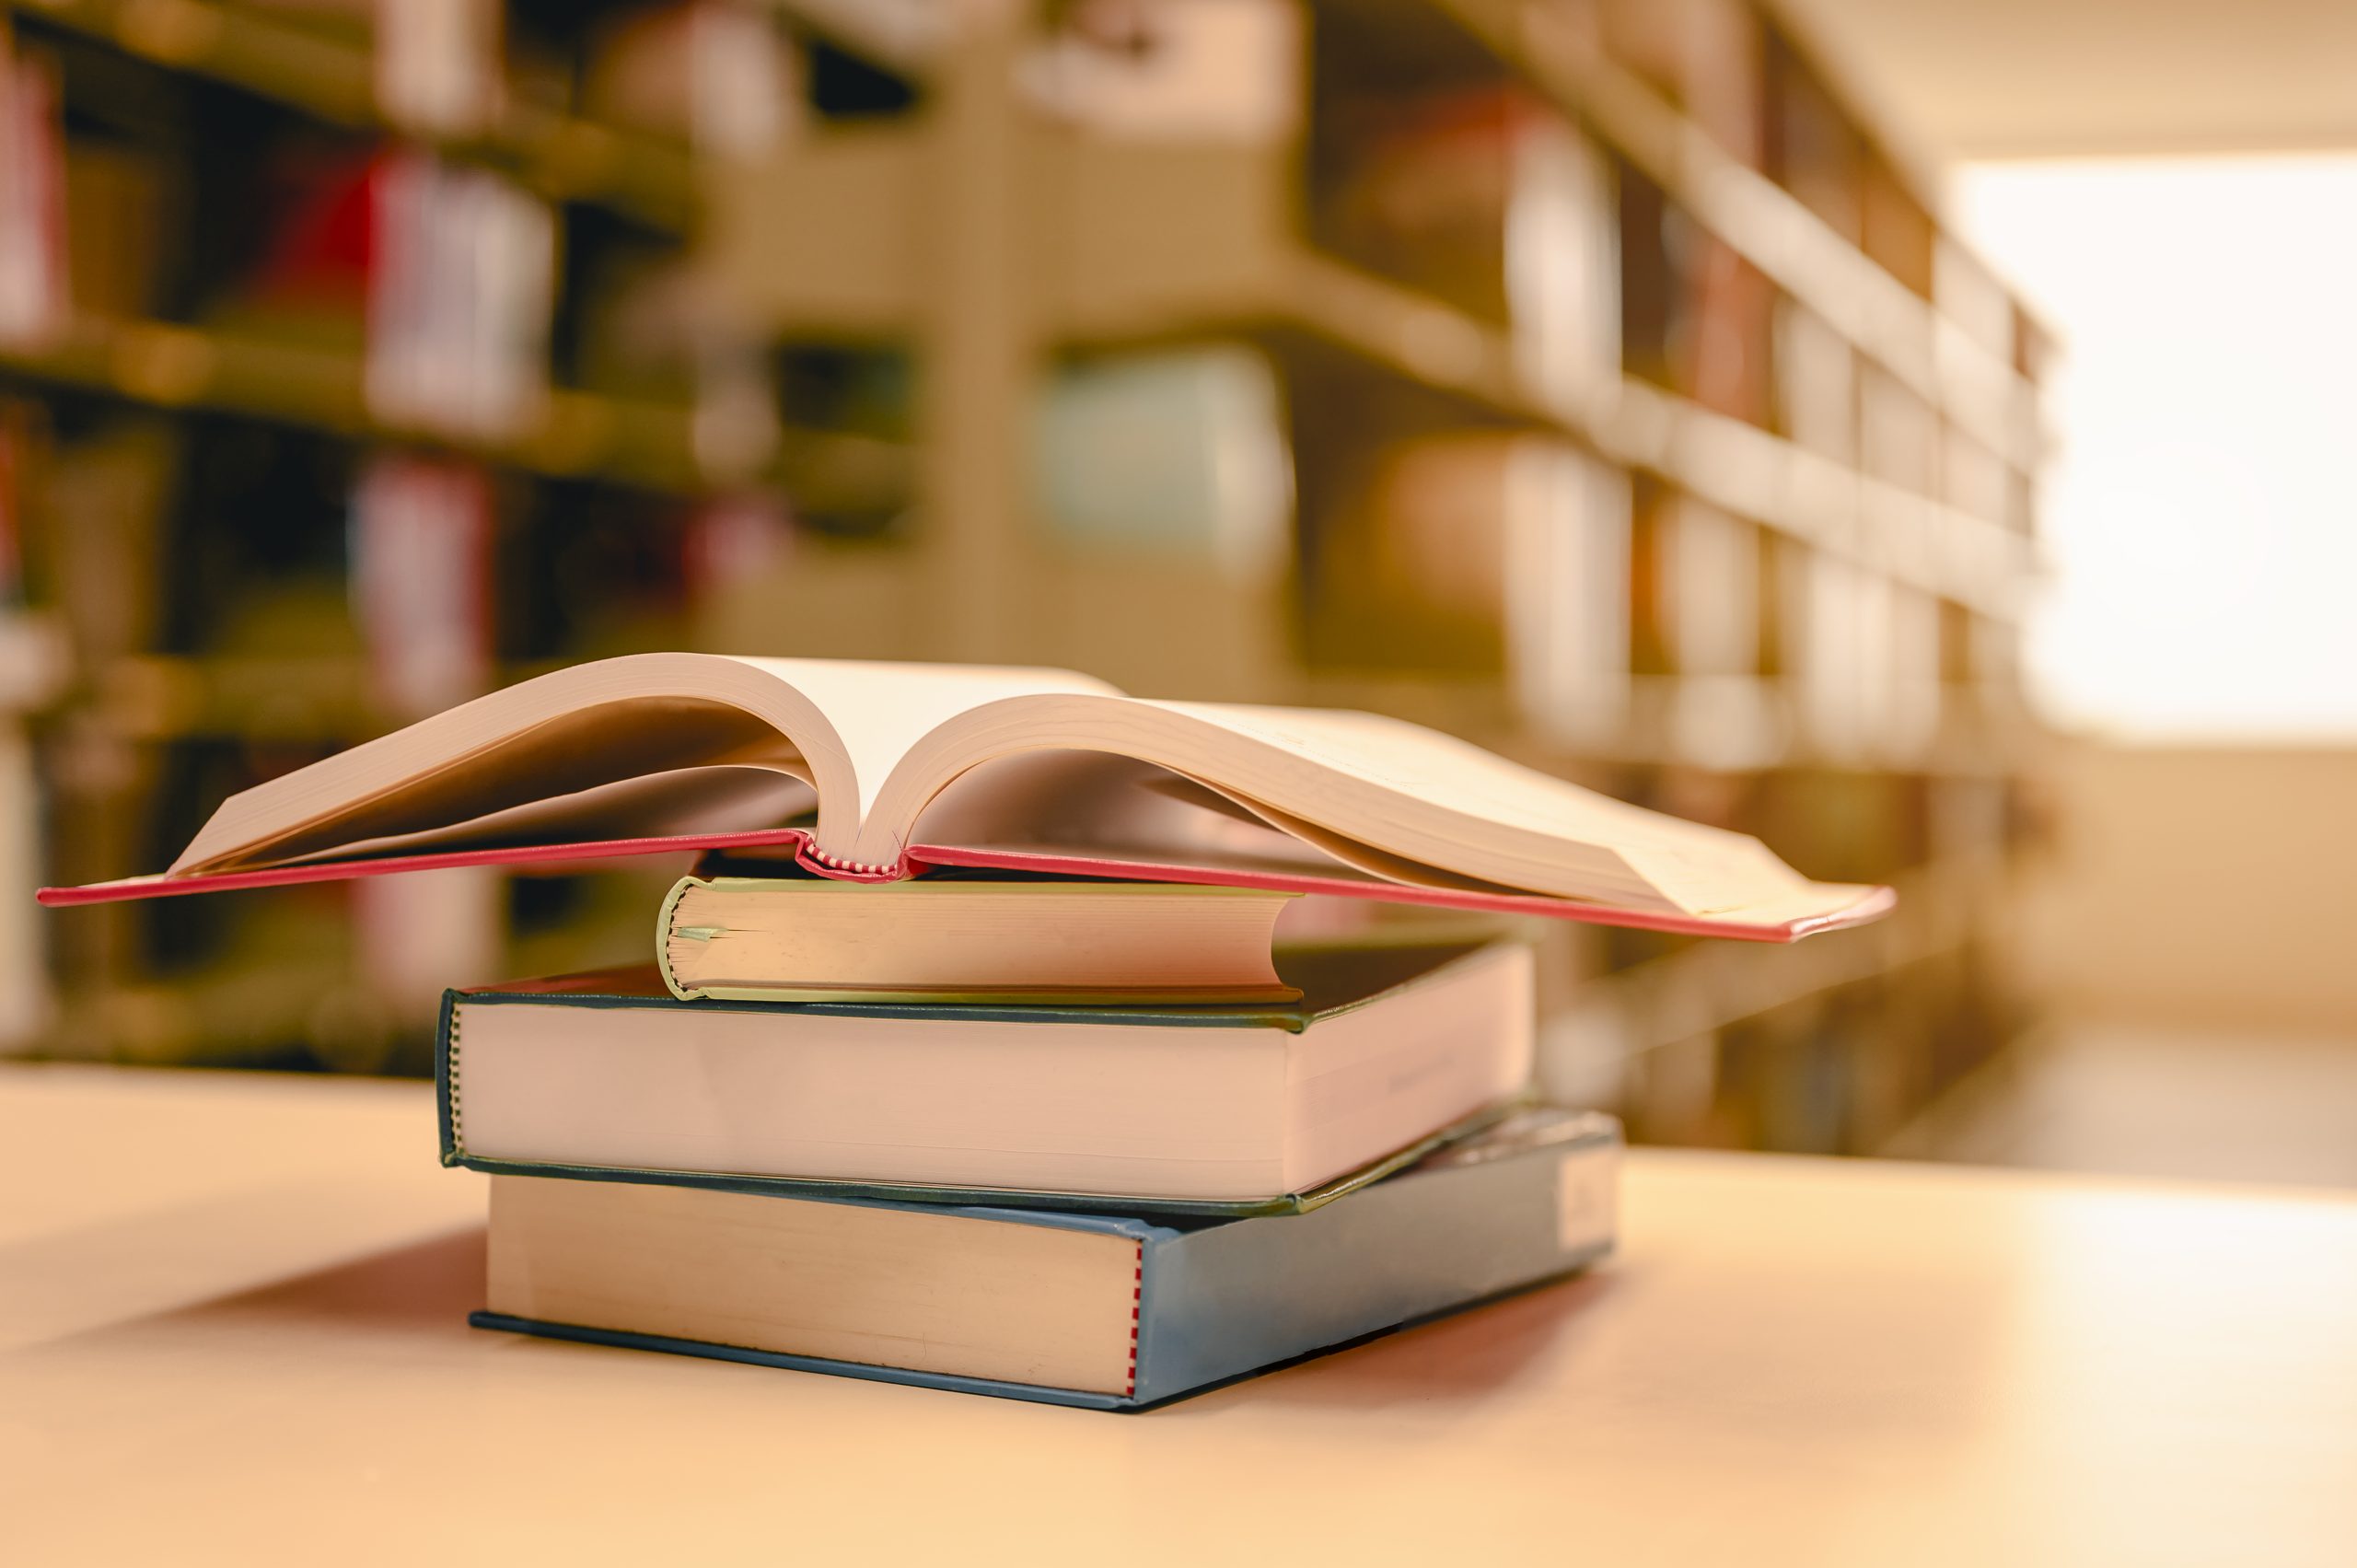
<box><xmin>36</xmin><ymin>654</ymin><xmax>1891</xmax><ymax>939</ymax></box>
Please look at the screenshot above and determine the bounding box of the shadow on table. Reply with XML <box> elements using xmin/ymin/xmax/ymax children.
<box><xmin>171</xmin><ymin>1233</ymin><xmax>1619</xmax><ymax>1414</ymax></box>
<box><xmin>172</xmin><ymin>1225</ymin><xmax>488</xmax><ymax>1332</ymax></box>
<box><xmin>1153</xmin><ymin>1267</ymin><xmax>1620</xmax><ymax>1417</ymax></box>
<box><xmin>19</xmin><ymin>1219</ymin><xmax>1615</xmax><ymax>1419</ymax></box>
<box><xmin>11</xmin><ymin>1222</ymin><xmax>487</xmax><ymax>1363</ymax></box>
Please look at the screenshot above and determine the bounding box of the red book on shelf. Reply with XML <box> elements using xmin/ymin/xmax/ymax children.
<box><xmin>37</xmin><ymin>654</ymin><xmax>1894</xmax><ymax>943</ymax></box>
<box><xmin>0</xmin><ymin>41</ymin><xmax>67</xmax><ymax>348</ymax></box>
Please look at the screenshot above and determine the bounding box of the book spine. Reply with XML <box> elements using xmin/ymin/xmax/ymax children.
<box><xmin>1132</xmin><ymin>1123</ymin><xmax>1620</xmax><ymax>1403</ymax></box>
<box><xmin>435</xmin><ymin>990</ymin><xmax>463</xmax><ymax>1167</ymax></box>
<box><xmin>653</xmin><ymin>875</ymin><xmax>708</xmax><ymax>1001</ymax></box>
<box><xmin>795</xmin><ymin>839</ymin><xmax>907</xmax><ymax>883</ymax></box>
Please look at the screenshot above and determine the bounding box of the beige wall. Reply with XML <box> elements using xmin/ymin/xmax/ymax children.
<box><xmin>2015</xmin><ymin>742</ymin><xmax>2357</xmax><ymax>1033</ymax></box>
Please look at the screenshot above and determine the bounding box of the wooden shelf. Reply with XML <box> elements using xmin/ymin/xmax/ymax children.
<box><xmin>1417</xmin><ymin>0</ymin><xmax>2048</xmax><ymax>475</ymax></box>
<box><xmin>1602</xmin><ymin>379</ymin><xmax>2030</xmax><ymax>618</ymax></box>
<box><xmin>20</xmin><ymin>0</ymin><xmax>698</xmax><ymax>232</ymax></box>
<box><xmin>0</xmin><ymin>313</ymin><xmax>903</xmax><ymax>499</ymax></box>
<box><xmin>50</xmin><ymin>966</ymin><xmax>395</xmax><ymax>1067</ymax></box>
<box><xmin>718</xmin><ymin>121</ymin><xmax>2026</xmax><ymax>617</ymax></box>
<box><xmin>1079</xmin><ymin>238</ymin><xmax>2026</xmax><ymax>617</ymax></box>
<box><xmin>24</xmin><ymin>0</ymin><xmax>2048</xmax><ymax>478</ymax></box>
<box><xmin>707</xmin><ymin>123</ymin><xmax>927</xmax><ymax>338</ymax></box>
<box><xmin>88</xmin><ymin>655</ymin><xmax>385</xmax><ymax>743</ymax></box>
<box><xmin>1298</xmin><ymin>667</ymin><xmax>2033</xmax><ymax>781</ymax></box>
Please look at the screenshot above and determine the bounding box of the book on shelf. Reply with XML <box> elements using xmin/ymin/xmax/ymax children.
<box><xmin>1312</xmin><ymin>433</ymin><xmax>1634</xmax><ymax>755</ymax></box>
<box><xmin>1661</xmin><ymin>497</ymin><xmax>1780</xmax><ymax>769</ymax></box>
<box><xmin>1764</xmin><ymin>29</ymin><xmax>1864</xmax><ymax>246</ymax></box>
<box><xmin>1509</xmin><ymin>119</ymin><xmax>1620</xmax><ymax>414</ymax></box>
<box><xmin>0</xmin><ymin>402</ymin><xmax>47</xmax><ymax>1049</ymax></box>
<box><xmin>566</xmin><ymin>227</ymin><xmax>704</xmax><ymax>406</ymax></box>
<box><xmin>0</xmin><ymin>27</ymin><xmax>65</xmax><ymax>350</ymax></box>
<box><xmin>0</xmin><ymin>400</ymin><xmax>24</xmax><ymax>613</ymax></box>
<box><xmin>658</xmin><ymin>875</ymin><xmax>1303</xmax><ymax>1005</ymax></box>
<box><xmin>439</xmin><ymin>941</ymin><xmax>1533</xmax><ymax>1211</ymax></box>
<box><xmin>0</xmin><ymin>716</ymin><xmax>47</xmax><ymax>1050</ymax></box>
<box><xmin>1883</xmin><ymin>581</ymin><xmax>1944</xmax><ymax>761</ymax></box>
<box><xmin>472</xmin><ymin>1105</ymin><xmax>1620</xmax><ymax>1410</ymax></box>
<box><xmin>1599</xmin><ymin>0</ymin><xmax>1764</xmax><ymax>168</ymax></box>
<box><xmin>1621</xmin><ymin>176</ymin><xmax>1772</xmax><ymax>421</ymax></box>
<box><xmin>354</xmin><ymin>862</ymin><xmax>504</xmax><ymax>1016</ymax></box>
<box><xmin>348</xmin><ymin>451</ymin><xmax>494</xmax><ymax>721</ymax></box>
<box><xmin>1508</xmin><ymin>441</ymin><xmax>1634</xmax><ymax>749</ymax></box>
<box><xmin>63</xmin><ymin>143</ymin><xmax>170</xmax><ymax>332</ymax></box>
<box><xmin>41</xmin><ymin>419</ymin><xmax>178</xmax><ymax>665</ymax></box>
<box><xmin>39</xmin><ymin>654</ymin><xmax>1894</xmax><ymax>940</ymax></box>
<box><xmin>1663</xmin><ymin>497</ymin><xmax>1761</xmax><ymax>680</ymax></box>
<box><xmin>1782</xmin><ymin>551</ymin><xmax>1941</xmax><ymax>764</ymax></box>
<box><xmin>1311</xmin><ymin>75</ymin><xmax>1620</xmax><ymax>404</ymax></box>
<box><xmin>366</xmin><ymin>150</ymin><xmax>554</xmax><ymax>441</ymax></box>
<box><xmin>1679</xmin><ymin>236</ymin><xmax>1775</xmax><ymax>424</ymax></box>
<box><xmin>1772</xmin><ymin>298</ymin><xmax>1857</xmax><ymax>464</ymax></box>
<box><xmin>1034</xmin><ymin>345</ymin><xmax>1291</xmax><ymax>582</ymax></box>
<box><xmin>154</xmin><ymin>140</ymin><xmax>362</xmax><ymax>366</ymax></box>
<box><xmin>373</xmin><ymin>0</ymin><xmax>505</xmax><ymax>137</ymax></box>
<box><xmin>1312</xmin><ymin>432</ymin><xmax>1524</xmax><ymax>674</ymax></box>
<box><xmin>1783</xmin><ymin>548</ymin><xmax>1867</xmax><ymax>761</ymax></box>
<box><xmin>1860</xmin><ymin>150</ymin><xmax>1937</xmax><ymax>298</ymax></box>
<box><xmin>579</xmin><ymin>0</ymin><xmax>801</xmax><ymax>160</ymax></box>
<box><xmin>1858</xmin><ymin>362</ymin><xmax>1938</xmax><ymax>499</ymax></box>
<box><xmin>344</xmin><ymin>450</ymin><xmax>499</xmax><ymax>1008</ymax></box>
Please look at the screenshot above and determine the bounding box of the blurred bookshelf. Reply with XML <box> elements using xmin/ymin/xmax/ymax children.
<box><xmin>0</xmin><ymin>0</ymin><xmax>2051</xmax><ymax>1158</ymax></box>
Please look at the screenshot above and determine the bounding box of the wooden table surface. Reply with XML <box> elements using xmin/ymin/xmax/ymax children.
<box><xmin>5</xmin><ymin>1062</ymin><xmax>2354</xmax><ymax>1567</ymax></box>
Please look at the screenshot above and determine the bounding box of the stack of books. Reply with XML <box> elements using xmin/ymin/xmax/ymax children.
<box><xmin>444</xmin><ymin>877</ymin><xmax>1618</xmax><ymax>1406</ymax></box>
<box><xmin>41</xmin><ymin>654</ymin><xmax>1891</xmax><ymax>1407</ymax></box>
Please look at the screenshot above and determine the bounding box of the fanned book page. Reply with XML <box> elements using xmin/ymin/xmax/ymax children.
<box><xmin>36</xmin><ymin>652</ymin><xmax>1893</xmax><ymax>940</ymax></box>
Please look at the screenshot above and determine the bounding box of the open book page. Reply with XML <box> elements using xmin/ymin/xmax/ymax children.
<box><xmin>1155</xmin><ymin>703</ymin><xmax>1807</xmax><ymax>915</ymax></box>
<box><xmin>172</xmin><ymin>681</ymin><xmax>822</xmax><ymax>873</ymax></box>
<box><xmin>727</xmin><ymin>659</ymin><xmax>1119</xmax><ymax>864</ymax></box>
<box><xmin>147</xmin><ymin>652</ymin><xmax>1853</xmax><ymax>928</ymax></box>
<box><xmin>1173</xmin><ymin>698</ymin><xmax>1800</xmax><ymax>910</ymax></box>
<box><xmin>269</xmin><ymin>767</ymin><xmax>819</xmax><ymax>866</ymax></box>
<box><xmin>911</xmin><ymin>751</ymin><xmax>1371</xmax><ymax>875</ymax></box>
<box><xmin>875</xmin><ymin>695</ymin><xmax>1817</xmax><ymax>917</ymax></box>
<box><xmin>168</xmin><ymin>654</ymin><xmax>1119</xmax><ymax>876</ymax></box>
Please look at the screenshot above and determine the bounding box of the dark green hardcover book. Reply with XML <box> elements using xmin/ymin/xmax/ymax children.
<box><xmin>440</xmin><ymin>941</ymin><xmax>1534</xmax><ymax>1217</ymax></box>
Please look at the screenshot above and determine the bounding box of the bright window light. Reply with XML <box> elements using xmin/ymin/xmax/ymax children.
<box><xmin>1956</xmin><ymin>155</ymin><xmax>2357</xmax><ymax>742</ymax></box>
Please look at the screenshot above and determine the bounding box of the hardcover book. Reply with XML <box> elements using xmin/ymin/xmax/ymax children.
<box><xmin>440</xmin><ymin>941</ymin><xmax>1534</xmax><ymax>1213</ymax></box>
<box><xmin>39</xmin><ymin>653</ymin><xmax>1891</xmax><ymax>941</ymax></box>
<box><xmin>656</xmin><ymin>875</ymin><xmax>1304</xmax><ymax>1005</ymax></box>
<box><xmin>472</xmin><ymin>1106</ymin><xmax>1621</xmax><ymax>1409</ymax></box>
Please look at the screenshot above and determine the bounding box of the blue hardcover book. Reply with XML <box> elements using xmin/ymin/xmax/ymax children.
<box><xmin>471</xmin><ymin>1108</ymin><xmax>1619</xmax><ymax>1409</ymax></box>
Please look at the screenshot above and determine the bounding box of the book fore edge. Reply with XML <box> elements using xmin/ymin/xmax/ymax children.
<box><xmin>451</xmin><ymin>997</ymin><xmax>1140</xmax><ymax>1400</ymax></box>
